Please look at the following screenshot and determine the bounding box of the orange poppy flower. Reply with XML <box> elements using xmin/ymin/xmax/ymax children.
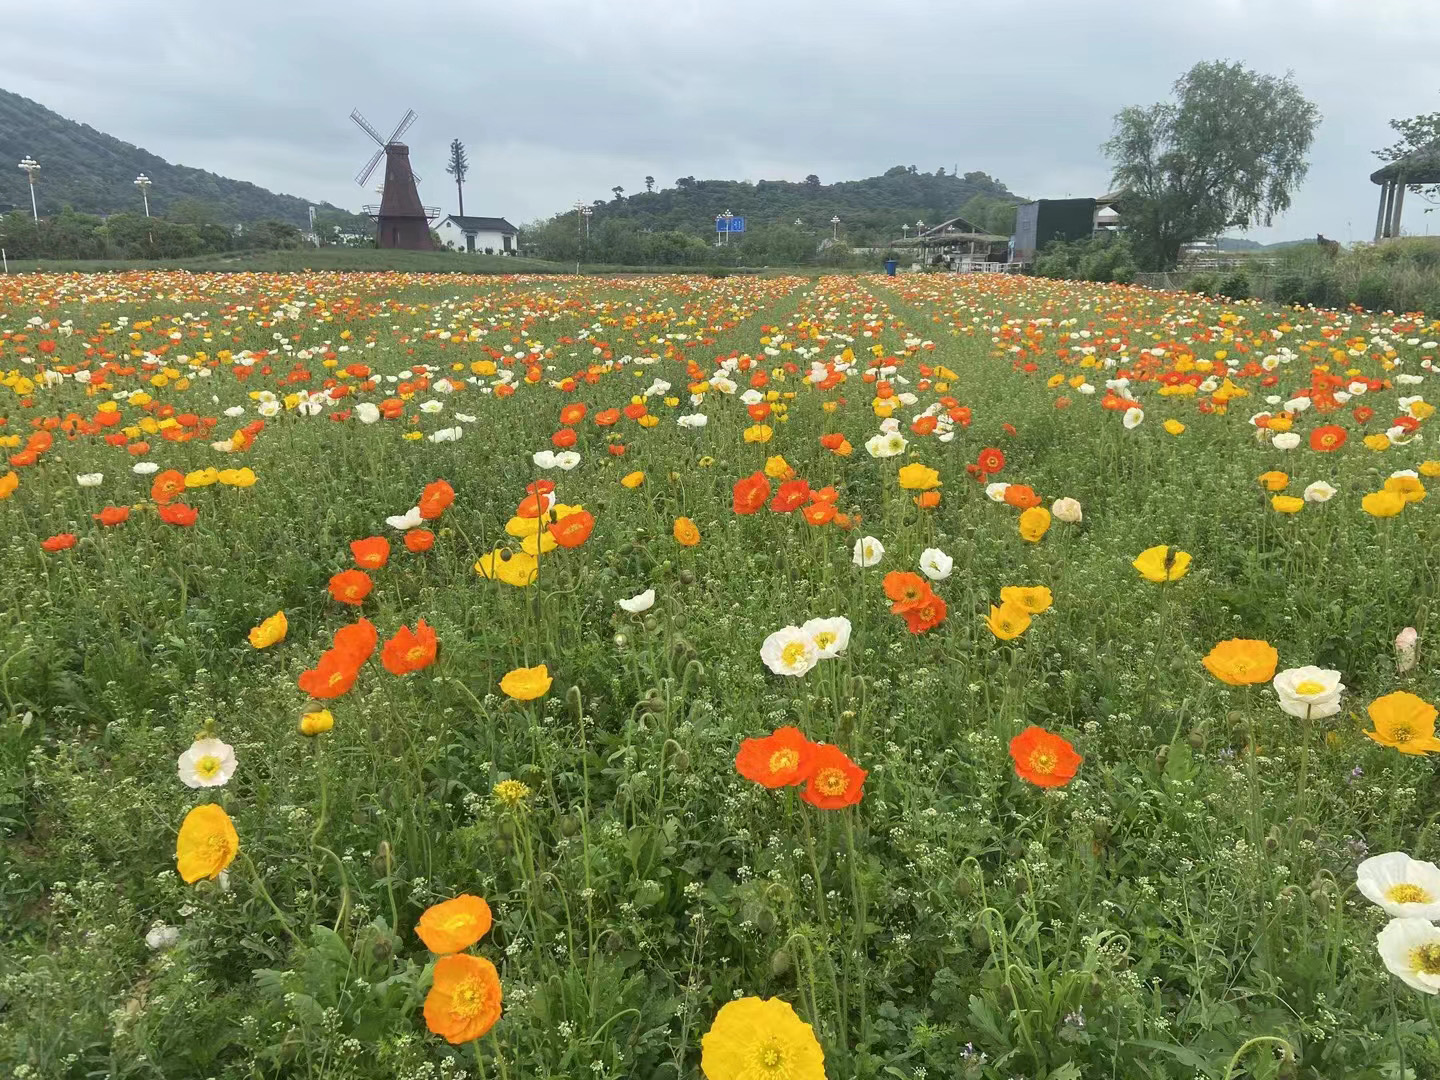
<box><xmin>735</xmin><ymin>726</ymin><xmax>815</xmax><ymax>788</ymax></box>
<box><xmin>732</xmin><ymin>471</ymin><xmax>771</xmax><ymax>515</ymax></box>
<box><xmin>333</xmin><ymin>618</ymin><xmax>378</xmax><ymax>665</ymax></box>
<box><xmin>41</xmin><ymin>533</ymin><xmax>77</xmax><ymax>553</ymax></box>
<box><xmin>1309</xmin><ymin>425</ymin><xmax>1347</xmax><ymax>452</ymax></box>
<box><xmin>551</xmin><ymin>426</ymin><xmax>578</xmax><ymax>448</ymax></box>
<box><xmin>883</xmin><ymin>571</ymin><xmax>930</xmax><ymax>610</ymax></box>
<box><xmin>350</xmin><ymin>536</ymin><xmax>391</xmax><ymax>569</ymax></box>
<box><xmin>549</xmin><ymin>509</ymin><xmax>595</xmax><ymax>548</ymax></box>
<box><xmin>769</xmin><ymin>479</ymin><xmax>811</xmax><ymax>514</ymax></box>
<box><xmin>1008</xmin><ymin>726</ymin><xmax>1082</xmax><ymax>787</ymax></box>
<box><xmin>673</xmin><ymin>517</ymin><xmax>701</xmax><ymax>546</ymax></box>
<box><xmin>898</xmin><ymin>590</ymin><xmax>947</xmax><ymax>634</ymax></box>
<box><xmin>416</xmin><ymin>894</ymin><xmax>493</xmax><ymax>954</ymax></box>
<box><xmin>747</xmin><ymin>402</ymin><xmax>772</xmax><ymax>421</ymax></box>
<box><xmin>328</xmin><ymin>569</ymin><xmax>373</xmax><ymax>606</ymax></box>
<box><xmin>424</xmin><ymin>953</ymin><xmax>503</xmax><ymax>1044</ymax></box>
<box><xmin>405</xmin><ymin>529</ymin><xmax>436</xmax><ymax>553</ymax></box>
<box><xmin>559</xmin><ymin>403</ymin><xmax>588</xmax><ymax>426</ymax></box>
<box><xmin>913</xmin><ymin>491</ymin><xmax>941</xmax><ymax>509</ymax></box>
<box><xmin>418</xmin><ymin>479</ymin><xmax>454</xmax><ymax>519</ymax></box>
<box><xmin>594</xmin><ymin>408</ymin><xmax>621</xmax><ymax>426</ymax></box>
<box><xmin>381</xmin><ymin>619</ymin><xmax>438</xmax><ymax>675</ymax></box>
<box><xmin>976</xmin><ymin>447</ymin><xmax>1005</xmax><ymax>474</ymax></box>
<box><xmin>801</xmin><ymin>502</ymin><xmax>836</xmax><ymax>526</ymax></box>
<box><xmin>297</xmin><ymin>648</ymin><xmax>361</xmax><ymax>699</ymax></box>
<box><xmin>94</xmin><ymin>506</ymin><xmax>131</xmax><ymax>526</ymax></box>
<box><xmin>1003</xmin><ymin>484</ymin><xmax>1041</xmax><ymax>509</ymax></box>
<box><xmin>801</xmin><ymin>743</ymin><xmax>866</xmax><ymax>809</ymax></box>
<box><xmin>622</xmin><ymin>402</ymin><xmax>647</xmax><ymax>420</ymax></box>
<box><xmin>151</xmin><ymin>469</ymin><xmax>186</xmax><ymax>505</ymax></box>
<box><xmin>158</xmin><ymin>503</ymin><xmax>198</xmax><ymax>526</ymax></box>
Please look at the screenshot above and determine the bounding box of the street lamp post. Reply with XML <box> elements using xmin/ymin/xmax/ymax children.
<box><xmin>901</xmin><ymin>224</ymin><xmax>910</xmax><ymax>239</ymax></box>
<box><xmin>582</xmin><ymin>205</ymin><xmax>592</xmax><ymax>239</ymax></box>
<box><xmin>134</xmin><ymin>173</ymin><xmax>152</xmax><ymax>217</ymax></box>
<box><xmin>717</xmin><ymin>208</ymin><xmax>734</xmax><ymax>247</ymax></box>
<box><xmin>18</xmin><ymin>156</ymin><xmax>40</xmax><ymax>221</ymax></box>
<box><xmin>830</xmin><ymin>215</ymin><xmax>840</xmax><ymax>241</ymax></box>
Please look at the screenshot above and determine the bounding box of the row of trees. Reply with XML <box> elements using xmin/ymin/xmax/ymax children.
<box><xmin>0</xmin><ymin>208</ymin><xmax>317</xmax><ymax>261</ymax></box>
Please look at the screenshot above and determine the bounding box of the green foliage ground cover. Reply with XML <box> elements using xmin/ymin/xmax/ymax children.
<box><xmin>2</xmin><ymin>271</ymin><xmax>1439</xmax><ymax>1078</ymax></box>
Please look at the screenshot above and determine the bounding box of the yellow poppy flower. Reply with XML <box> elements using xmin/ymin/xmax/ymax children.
<box><xmin>1133</xmin><ymin>545</ymin><xmax>1192</xmax><ymax>582</ymax></box>
<box><xmin>1366</xmin><ymin>692</ymin><xmax>1440</xmax><ymax>755</ymax></box>
<box><xmin>176</xmin><ymin>804</ymin><xmax>240</xmax><ymax>883</ymax></box>
<box><xmin>500</xmin><ymin>664</ymin><xmax>552</xmax><ymax>701</ymax></box>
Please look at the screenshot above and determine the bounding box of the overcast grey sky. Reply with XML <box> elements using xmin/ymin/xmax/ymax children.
<box><xmin>6</xmin><ymin>0</ymin><xmax>1438</xmax><ymax>241</ymax></box>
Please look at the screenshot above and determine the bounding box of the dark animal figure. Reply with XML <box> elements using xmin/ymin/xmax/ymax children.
<box><xmin>1316</xmin><ymin>234</ymin><xmax>1340</xmax><ymax>257</ymax></box>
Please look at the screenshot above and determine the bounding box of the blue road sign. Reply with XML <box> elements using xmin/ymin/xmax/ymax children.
<box><xmin>716</xmin><ymin>216</ymin><xmax>746</xmax><ymax>233</ymax></box>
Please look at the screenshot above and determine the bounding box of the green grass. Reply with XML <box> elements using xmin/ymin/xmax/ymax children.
<box><xmin>2</xmin><ymin>271</ymin><xmax>1440</xmax><ymax>1079</ymax></box>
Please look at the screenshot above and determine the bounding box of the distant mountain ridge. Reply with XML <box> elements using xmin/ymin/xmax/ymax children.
<box><xmin>0</xmin><ymin>87</ymin><xmax>356</xmax><ymax>227</ymax></box>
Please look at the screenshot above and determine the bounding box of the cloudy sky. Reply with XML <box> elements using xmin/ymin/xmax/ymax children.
<box><xmin>6</xmin><ymin>0</ymin><xmax>1438</xmax><ymax>242</ymax></box>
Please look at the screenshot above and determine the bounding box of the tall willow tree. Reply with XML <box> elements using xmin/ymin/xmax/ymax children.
<box><xmin>1105</xmin><ymin>61</ymin><xmax>1320</xmax><ymax>269</ymax></box>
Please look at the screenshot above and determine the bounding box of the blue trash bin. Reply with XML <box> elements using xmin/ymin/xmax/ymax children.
<box><xmin>884</xmin><ymin>259</ymin><xmax>898</xmax><ymax>276</ymax></box>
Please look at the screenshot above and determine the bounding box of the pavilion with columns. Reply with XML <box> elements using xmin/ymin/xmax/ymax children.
<box><xmin>1372</xmin><ymin>139</ymin><xmax>1440</xmax><ymax>242</ymax></box>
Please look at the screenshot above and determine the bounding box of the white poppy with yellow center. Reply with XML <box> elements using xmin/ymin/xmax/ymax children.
<box><xmin>1377</xmin><ymin>917</ymin><xmax>1440</xmax><ymax>994</ymax></box>
<box><xmin>1271</xmin><ymin>665</ymin><xmax>1344</xmax><ymax>719</ymax></box>
<box><xmin>177</xmin><ymin>737</ymin><xmax>237</xmax><ymax>790</ymax></box>
<box><xmin>1359</xmin><ymin>852</ymin><xmax>1440</xmax><ymax>920</ymax></box>
<box><xmin>760</xmin><ymin>626</ymin><xmax>818</xmax><ymax>677</ymax></box>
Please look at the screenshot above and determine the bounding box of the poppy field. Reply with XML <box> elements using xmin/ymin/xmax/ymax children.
<box><xmin>4</xmin><ymin>269</ymin><xmax>1440</xmax><ymax>1079</ymax></box>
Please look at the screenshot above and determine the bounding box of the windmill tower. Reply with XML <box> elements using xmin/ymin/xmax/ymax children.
<box><xmin>352</xmin><ymin>108</ymin><xmax>438</xmax><ymax>250</ymax></box>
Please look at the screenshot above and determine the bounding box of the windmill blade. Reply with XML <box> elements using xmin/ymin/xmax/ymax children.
<box><xmin>355</xmin><ymin>147</ymin><xmax>385</xmax><ymax>187</ymax></box>
<box><xmin>350</xmin><ymin>109</ymin><xmax>386</xmax><ymax>146</ymax></box>
<box><xmin>387</xmin><ymin>109</ymin><xmax>417</xmax><ymax>145</ymax></box>
<box><xmin>411</xmin><ymin>169</ymin><xmax>422</xmax><ymax>184</ymax></box>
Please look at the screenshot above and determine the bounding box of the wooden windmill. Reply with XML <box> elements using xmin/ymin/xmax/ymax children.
<box><xmin>352</xmin><ymin>108</ymin><xmax>439</xmax><ymax>250</ymax></box>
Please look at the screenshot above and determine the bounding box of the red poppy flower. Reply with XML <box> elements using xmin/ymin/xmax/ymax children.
<box><xmin>1009</xmin><ymin>726</ymin><xmax>1083</xmax><ymax>787</ymax></box>
<box><xmin>1309</xmin><ymin>425</ymin><xmax>1347</xmax><ymax>452</ymax></box>
<box><xmin>329</xmin><ymin>569</ymin><xmax>373</xmax><ymax>606</ymax></box>
<box><xmin>549</xmin><ymin>510</ymin><xmax>595</xmax><ymax>548</ymax></box>
<box><xmin>769</xmin><ymin>479</ymin><xmax>811</xmax><ymax>514</ymax></box>
<box><xmin>747</xmin><ymin>403</ymin><xmax>772</xmax><ymax>421</ymax></box>
<box><xmin>41</xmin><ymin>533</ymin><xmax>77</xmax><ymax>553</ymax></box>
<box><xmin>350</xmin><ymin>536</ymin><xmax>391</xmax><ymax>569</ymax></box>
<box><xmin>527</xmin><ymin>480</ymin><xmax>556</xmax><ymax>496</ymax></box>
<box><xmin>94</xmin><ymin>506</ymin><xmax>131</xmax><ymax>526</ymax></box>
<box><xmin>1353</xmin><ymin>406</ymin><xmax>1375</xmax><ymax>424</ymax></box>
<box><xmin>551</xmin><ymin>427</ymin><xmax>578</xmax><ymax>448</ymax></box>
<box><xmin>735</xmin><ymin>726</ymin><xmax>815</xmax><ymax>788</ymax></box>
<box><xmin>910</xmin><ymin>415</ymin><xmax>937</xmax><ymax>435</ymax></box>
<box><xmin>976</xmin><ymin>447</ymin><xmax>1006</xmax><ymax>475</ymax></box>
<box><xmin>800</xmin><ymin>743</ymin><xmax>867</xmax><ymax>809</ymax></box>
<box><xmin>559</xmin><ymin>403</ymin><xmax>588</xmax><ymax>425</ymax></box>
<box><xmin>381</xmin><ymin>619</ymin><xmax>439</xmax><ymax>675</ymax></box>
<box><xmin>732</xmin><ymin>471</ymin><xmax>771</xmax><ymax>516</ymax></box>
<box><xmin>158</xmin><ymin>503</ymin><xmax>198</xmax><ymax>526</ymax></box>
<box><xmin>405</xmin><ymin>529</ymin><xmax>436</xmax><ymax>553</ymax></box>
<box><xmin>622</xmin><ymin>402</ymin><xmax>648</xmax><ymax>420</ymax></box>
<box><xmin>418</xmin><ymin>479</ymin><xmax>454</xmax><ymax>520</ymax></box>
<box><xmin>594</xmin><ymin>408</ymin><xmax>621</xmax><ymax>427</ymax></box>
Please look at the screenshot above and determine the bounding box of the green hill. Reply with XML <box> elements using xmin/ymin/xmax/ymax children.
<box><xmin>527</xmin><ymin>166</ymin><xmax>1025</xmax><ymax>264</ymax></box>
<box><xmin>0</xmin><ymin>87</ymin><xmax>362</xmax><ymax>228</ymax></box>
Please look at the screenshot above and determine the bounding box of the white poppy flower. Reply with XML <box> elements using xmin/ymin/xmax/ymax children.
<box><xmin>986</xmin><ymin>482</ymin><xmax>1010</xmax><ymax>502</ymax></box>
<box><xmin>801</xmin><ymin>616</ymin><xmax>851</xmax><ymax>658</ymax></box>
<box><xmin>852</xmin><ymin>536</ymin><xmax>885</xmax><ymax>567</ymax></box>
<box><xmin>224</xmin><ymin>405</ymin><xmax>245</xmax><ymax>418</ymax></box>
<box><xmin>760</xmin><ymin>625</ymin><xmax>819</xmax><ymax>677</ymax></box>
<box><xmin>553</xmin><ymin>451</ymin><xmax>580</xmax><ymax>471</ymax></box>
<box><xmin>1359</xmin><ymin>853</ymin><xmax>1440</xmax><ymax>919</ymax></box>
<box><xmin>618</xmin><ymin>588</ymin><xmax>655</xmax><ymax>613</ymax></box>
<box><xmin>740</xmin><ymin>388</ymin><xmax>764</xmax><ymax>405</ymax></box>
<box><xmin>386</xmin><ymin>506</ymin><xmax>424</xmax><ymax>530</ymax></box>
<box><xmin>677</xmin><ymin>413</ymin><xmax>709</xmax><ymax>428</ymax></box>
<box><xmin>1377</xmin><ymin>918</ymin><xmax>1440</xmax><ymax>993</ymax></box>
<box><xmin>132</xmin><ymin>461</ymin><xmax>160</xmax><ymax>475</ymax></box>
<box><xmin>177</xmin><ymin>737</ymin><xmax>237</xmax><ymax>789</ymax></box>
<box><xmin>1271</xmin><ymin>665</ymin><xmax>1344</xmax><ymax>719</ymax></box>
<box><xmin>455</xmin><ymin>413</ymin><xmax>477</xmax><ymax>423</ymax></box>
<box><xmin>355</xmin><ymin>402</ymin><xmax>381</xmax><ymax>424</ymax></box>
<box><xmin>418</xmin><ymin>399</ymin><xmax>444</xmax><ymax>414</ymax></box>
<box><xmin>878</xmin><ymin>417</ymin><xmax>900</xmax><ymax>434</ymax></box>
<box><xmin>1077</xmin><ymin>382</ymin><xmax>1096</xmax><ymax>395</ymax></box>
<box><xmin>1271</xmin><ymin>432</ymin><xmax>1301</xmax><ymax>450</ymax></box>
<box><xmin>76</xmin><ymin>473</ymin><xmax>104</xmax><ymax>487</ymax></box>
<box><xmin>532</xmin><ymin>449</ymin><xmax>558</xmax><ymax>469</ymax></box>
<box><xmin>919</xmin><ymin>548</ymin><xmax>953</xmax><ymax>581</ymax></box>
<box><xmin>1051</xmin><ymin>496</ymin><xmax>1083</xmax><ymax>523</ymax></box>
<box><xmin>428</xmin><ymin>426</ymin><xmax>463</xmax><ymax>443</ymax></box>
<box><xmin>1122</xmin><ymin>407</ymin><xmax>1144</xmax><ymax>429</ymax></box>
